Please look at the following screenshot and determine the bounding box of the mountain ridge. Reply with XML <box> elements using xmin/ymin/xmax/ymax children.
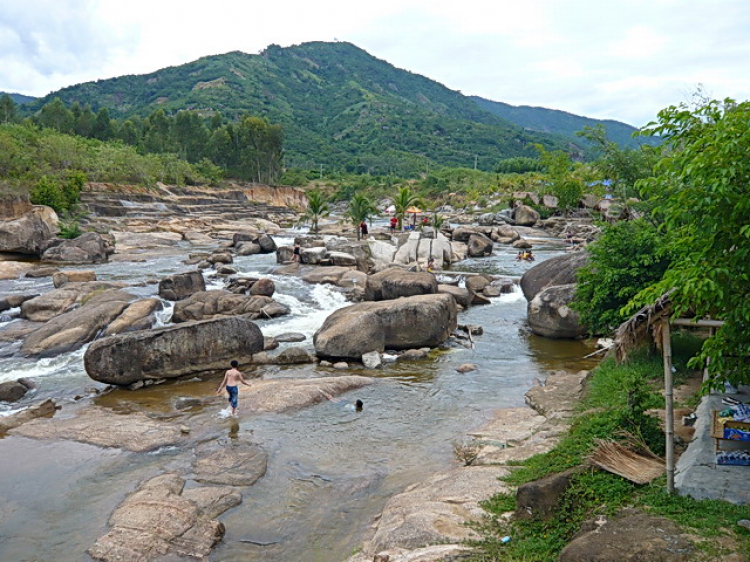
<box><xmin>22</xmin><ymin>41</ymin><xmax>643</xmax><ymax>172</ymax></box>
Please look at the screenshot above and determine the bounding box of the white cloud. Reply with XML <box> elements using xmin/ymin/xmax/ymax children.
<box><xmin>1</xmin><ymin>0</ymin><xmax>750</xmax><ymax>126</ymax></box>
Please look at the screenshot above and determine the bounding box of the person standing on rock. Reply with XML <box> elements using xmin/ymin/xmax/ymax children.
<box><xmin>360</xmin><ymin>220</ymin><xmax>369</xmax><ymax>239</ymax></box>
<box><xmin>292</xmin><ymin>242</ymin><xmax>301</xmax><ymax>262</ymax></box>
<box><xmin>217</xmin><ymin>360</ymin><xmax>251</xmax><ymax>417</ymax></box>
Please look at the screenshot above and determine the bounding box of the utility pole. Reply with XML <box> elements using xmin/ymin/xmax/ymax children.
<box><xmin>474</xmin><ymin>155</ymin><xmax>478</xmax><ymax>170</ymax></box>
<box><xmin>319</xmin><ymin>164</ymin><xmax>323</xmax><ymax>179</ymax></box>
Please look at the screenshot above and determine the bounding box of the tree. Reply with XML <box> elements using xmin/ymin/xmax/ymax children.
<box><xmin>633</xmin><ymin>98</ymin><xmax>750</xmax><ymax>388</ymax></box>
<box><xmin>347</xmin><ymin>192</ymin><xmax>378</xmax><ymax>240</ymax></box>
<box><xmin>393</xmin><ymin>186</ymin><xmax>422</xmax><ymax>230</ymax></box>
<box><xmin>573</xmin><ymin>219</ymin><xmax>671</xmax><ymax>335</ymax></box>
<box><xmin>92</xmin><ymin>108</ymin><xmax>114</xmax><ymax>141</ymax></box>
<box><xmin>36</xmin><ymin>98</ymin><xmax>74</xmax><ymax>134</ymax></box>
<box><xmin>577</xmin><ymin>124</ymin><xmax>657</xmax><ymax>200</ymax></box>
<box><xmin>0</xmin><ymin>94</ymin><xmax>19</xmax><ymax>124</ymax></box>
<box><xmin>535</xmin><ymin>145</ymin><xmax>583</xmax><ymax>215</ymax></box>
<box><xmin>300</xmin><ymin>189</ymin><xmax>329</xmax><ymax>234</ymax></box>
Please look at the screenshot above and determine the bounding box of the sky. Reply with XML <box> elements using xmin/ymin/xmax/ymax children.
<box><xmin>1</xmin><ymin>0</ymin><xmax>749</xmax><ymax>127</ymax></box>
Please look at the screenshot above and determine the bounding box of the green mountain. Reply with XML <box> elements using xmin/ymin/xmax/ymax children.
<box><xmin>470</xmin><ymin>96</ymin><xmax>655</xmax><ymax>149</ymax></box>
<box><xmin>2</xmin><ymin>92</ymin><xmax>36</xmax><ymax>104</ymax></box>
<box><xmin>27</xmin><ymin>42</ymin><xmax>591</xmax><ymax>173</ymax></box>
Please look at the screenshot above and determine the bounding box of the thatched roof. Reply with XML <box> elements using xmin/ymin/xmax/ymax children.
<box><xmin>613</xmin><ymin>291</ymin><xmax>673</xmax><ymax>362</ymax></box>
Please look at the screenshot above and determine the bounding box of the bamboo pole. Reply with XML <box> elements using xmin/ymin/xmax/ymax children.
<box><xmin>662</xmin><ymin>318</ymin><xmax>675</xmax><ymax>494</ymax></box>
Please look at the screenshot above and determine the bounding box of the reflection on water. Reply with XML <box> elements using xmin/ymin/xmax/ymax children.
<box><xmin>0</xmin><ymin>232</ymin><xmax>600</xmax><ymax>561</ymax></box>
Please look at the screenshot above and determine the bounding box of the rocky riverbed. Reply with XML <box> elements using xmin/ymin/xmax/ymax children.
<box><xmin>0</xmin><ymin>189</ymin><xmax>604</xmax><ymax>561</ymax></box>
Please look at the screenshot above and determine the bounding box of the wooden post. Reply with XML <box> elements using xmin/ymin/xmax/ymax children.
<box><xmin>662</xmin><ymin>318</ymin><xmax>675</xmax><ymax>494</ymax></box>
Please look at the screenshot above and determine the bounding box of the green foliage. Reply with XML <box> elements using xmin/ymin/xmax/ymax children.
<box><xmin>535</xmin><ymin>144</ymin><xmax>584</xmax><ymax>214</ymax></box>
<box><xmin>573</xmin><ymin>219</ymin><xmax>672</xmax><ymax>335</ymax></box>
<box><xmin>634</xmin><ymin>98</ymin><xmax>750</xmax><ymax>388</ymax></box>
<box><xmin>346</xmin><ymin>192</ymin><xmax>378</xmax><ymax>240</ymax></box>
<box><xmin>495</xmin><ymin>156</ymin><xmax>544</xmax><ymax>174</ymax></box>
<box><xmin>0</xmin><ymin>94</ymin><xmax>19</xmax><ymax>124</ymax></box>
<box><xmin>578</xmin><ymin>124</ymin><xmax>658</xmax><ymax>199</ymax></box>
<box><xmin>300</xmin><ymin>189</ymin><xmax>330</xmax><ymax>233</ymax></box>
<box><xmin>30</xmin><ymin>176</ymin><xmax>66</xmax><ymax>212</ymax></box>
<box><xmin>0</xmin><ymin>123</ymin><xmax>214</xmax><ymax>193</ymax></box>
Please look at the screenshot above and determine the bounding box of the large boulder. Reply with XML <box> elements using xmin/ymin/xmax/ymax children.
<box><xmin>41</xmin><ymin>232</ymin><xmax>114</xmax><ymax>263</ymax></box>
<box><xmin>172</xmin><ymin>290</ymin><xmax>289</xmax><ymax>323</ymax></box>
<box><xmin>52</xmin><ymin>270</ymin><xmax>96</xmax><ymax>288</ymax></box>
<box><xmin>158</xmin><ymin>271</ymin><xmax>206</xmax><ymax>301</ymax></box>
<box><xmin>314</xmin><ymin>294</ymin><xmax>457</xmax><ymax>359</ymax></box>
<box><xmin>326</xmin><ymin>239</ymin><xmax>373</xmax><ymax>272</ymax></box>
<box><xmin>84</xmin><ymin>316</ymin><xmax>265</xmax><ymax>385</ymax></box>
<box><xmin>256</xmin><ymin>233</ymin><xmax>277</xmax><ymax>253</ymax></box>
<box><xmin>558</xmin><ymin>509</ymin><xmax>694</xmax><ymax>562</ymax></box>
<box><xmin>301</xmin><ymin>247</ymin><xmax>328</xmax><ymax>265</ymax></box>
<box><xmin>103</xmin><ymin>298</ymin><xmax>162</xmax><ymax>336</ymax></box>
<box><xmin>515</xmin><ymin>468</ymin><xmax>580</xmax><ymax>521</ymax></box>
<box><xmin>437</xmin><ymin>285</ymin><xmax>473</xmax><ymax>309</ymax></box>
<box><xmin>249</xmin><ymin>278</ymin><xmax>275</xmax><ymax>297</ymax></box>
<box><xmin>20</xmin><ymin>281</ymin><xmax>125</xmax><ymax>322</ymax></box>
<box><xmin>20</xmin><ymin>295</ymin><xmax>132</xmax><ymax>357</ymax></box>
<box><xmin>0</xmin><ymin>205</ymin><xmax>58</xmax><ymax>255</ymax></box>
<box><xmin>0</xmin><ymin>379</ymin><xmax>36</xmax><ymax>402</ymax></box>
<box><xmin>514</xmin><ymin>205</ymin><xmax>540</xmax><ymax>227</ymax></box>
<box><xmin>467</xmin><ymin>233</ymin><xmax>493</xmax><ymax>257</ymax></box>
<box><xmin>393</xmin><ymin>232</ymin><xmax>453</xmax><ymax>268</ymax></box>
<box><xmin>365</xmin><ymin>268</ymin><xmax>438</xmax><ymax>301</ymax></box>
<box><xmin>527</xmin><ymin>284</ymin><xmax>586</xmax><ymax>339</ymax></box>
<box><xmin>450</xmin><ymin>226</ymin><xmax>480</xmax><ymax>242</ymax></box>
<box><xmin>520</xmin><ymin>251</ymin><xmax>589</xmax><ymax>301</ymax></box>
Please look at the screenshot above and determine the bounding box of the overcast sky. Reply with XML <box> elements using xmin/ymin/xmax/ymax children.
<box><xmin>1</xmin><ymin>0</ymin><xmax>749</xmax><ymax>127</ymax></box>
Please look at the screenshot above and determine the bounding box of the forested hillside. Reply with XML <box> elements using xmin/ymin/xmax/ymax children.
<box><xmin>471</xmin><ymin>96</ymin><xmax>656</xmax><ymax>149</ymax></box>
<box><xmin>25</xmin><ymin>42</ymin><xmax>584</xmax><ymax>175</ymax></box>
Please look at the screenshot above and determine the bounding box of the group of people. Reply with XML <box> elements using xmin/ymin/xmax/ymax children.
<box><xmin>516</xmin><ymin>250</ymin><xmax>535</xmax><ymax>262</ymax></box>
<box><xmin>217</xmin><ymin>361</ymin><xmax>363</xmax><ymax>416</ymax></box>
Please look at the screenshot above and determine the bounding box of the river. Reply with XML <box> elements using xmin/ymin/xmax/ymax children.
<box><xmin>0</xmin><ymin>233</ymin><xmax>597</xmax><ymax>561</ymax></box>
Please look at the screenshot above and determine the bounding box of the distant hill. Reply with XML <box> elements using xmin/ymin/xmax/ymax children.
<box><xmin>2</xmin><ymin>92</ymin><xmax>36</xmax><ymax>104</ymax></box>
<box><xmin>27</xmin><ymin>42</ymin><xmax>590</xmax><ymax>174</ymax></box>
<box><xmin>470</xmin><ymin>96</ymin><xmax>656</xmax><ymax>149</ymax></box>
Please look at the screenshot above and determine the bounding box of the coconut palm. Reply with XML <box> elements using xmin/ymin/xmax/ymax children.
<box><xmin>347</xmin><ymin>193</ymin><xmax>379</xmax><ymax>240</ymax></box>
<box><xmin>393</xmin><ymin>186</ymin><xmax>423</xmax><ymax>230</ymax></box>
<box><xmin>300</xmin><ymin>189</ymin><xmax>329</xmax><ymax>234</ymax></box>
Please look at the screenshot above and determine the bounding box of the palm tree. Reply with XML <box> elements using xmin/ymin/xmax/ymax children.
<box><xmin>393</xmin><ymin>186</ymin><xmax>422</xmax><ymax>230</ymax></box>
<box><xmin>347</xmin><ymin>193</ymin><xmax>379</xmax><ymax>240</ymax></box>
<box><xmin>300</xmin><ymin>189</ymin><xmax>330</xmax><ymax>234</ymax></box>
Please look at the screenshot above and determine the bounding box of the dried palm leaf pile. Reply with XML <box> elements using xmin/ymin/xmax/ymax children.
<box><xmin>589</xmin><ymin>438</ymin><xmax>665</xmax><ymax>484</ymax></box>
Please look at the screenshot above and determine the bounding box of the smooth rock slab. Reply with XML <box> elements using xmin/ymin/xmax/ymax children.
<box><xmin>365</xmin><ymin>465</ymin><xmax>510</xmax><ymax>554</ymax></box>
<box><xmin>193</xmin><ymin>439</ymin><xmax>268</xmax><ymax>486</ymax></box>
<box><xmin>11</xmin><ymin>407</ymin><xmax>185</xmax><ymax>452</ymax></box>
<box><xmin>88</xmin><ymin>472</ymin><xmax>240</xmax><ymax>562</ymax></box>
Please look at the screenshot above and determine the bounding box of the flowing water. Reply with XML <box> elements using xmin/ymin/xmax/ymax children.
<box><xmin>0</xmin><ymin>234</ymin><xmax>598</xmax><ymax>561</ymax></box>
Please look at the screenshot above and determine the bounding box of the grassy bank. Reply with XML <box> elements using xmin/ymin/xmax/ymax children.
<box><xmin>469</xmin><ymin>337</ymin><xmax>750</xmax><ymax>561</ymax></box>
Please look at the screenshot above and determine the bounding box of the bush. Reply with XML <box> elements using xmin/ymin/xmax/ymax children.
<box><xmin>30</xmin><ymin>176</ymin><xmax>66</xmax><ymax>212</ymax></box>
<box><xmin>572</xmin><ymin>219</ymin><xmax>671</xmax><ymax>335</ymax></box>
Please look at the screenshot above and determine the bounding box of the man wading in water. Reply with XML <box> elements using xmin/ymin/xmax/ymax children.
<box><xmin>217</xmin><ymin>360</ymin><xmax>251</xmax><ymax>416</ymax></box>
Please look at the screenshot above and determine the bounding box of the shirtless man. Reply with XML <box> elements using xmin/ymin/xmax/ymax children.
<box><xmin>217</xmin><ymin>360</ymin><xmax>251</xmax><ymax>416</ymax></box>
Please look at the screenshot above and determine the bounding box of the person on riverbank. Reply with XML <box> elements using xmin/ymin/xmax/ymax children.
<box><xmin>292</xmin><ymin>242</ymin><xmax>301</xmax><ymax>262</ymax></box>
<box><xmin>389</xmin><ymin>216</ymin><xmax>397</xmax><ymax>232</ymax></box>
<box><xmin>360</xmin><ymin>220</ymin><xmax>369</xmax><ymax>239</ymax></box>
<box><xmin>217</xmin><ymin>360</ymin><xmax>252</xmax><ymax>416</ymax></box>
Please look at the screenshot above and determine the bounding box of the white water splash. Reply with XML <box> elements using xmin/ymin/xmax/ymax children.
<box><xmin>496</xmin><ymin>284</ymin><xmax>526</xmax><ymax>303</ymax></box>
<box><xmin>0</xmin><ymin>346</ymin><xmax>88</xmax><ymax>385</ymax></box>
<box><xmin>154</xmin><ymin>300</ymin><xmax>174</xmax><ymax>327</ymax></box>
<box><xmin>258</xmin><ymin>280</ymin><xmax>349</xmax><ymax>339</ymax></box>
